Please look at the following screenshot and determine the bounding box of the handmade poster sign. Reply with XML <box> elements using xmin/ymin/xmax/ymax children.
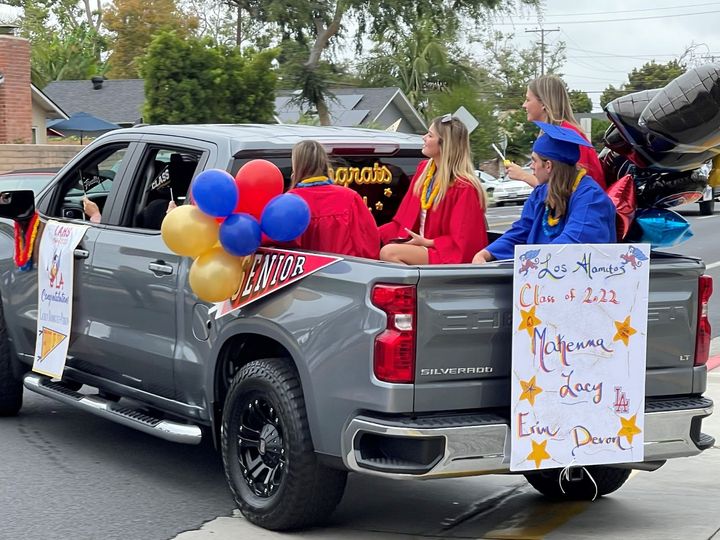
<box><xmin>510</xmin><ymin>243</ymin><xmax>650</xmax><ymax>471</ymax></box>
<box><xmin>33</xmin><ymin>221</ymin><xmax>89</xmax><ymax>379</ymax></box>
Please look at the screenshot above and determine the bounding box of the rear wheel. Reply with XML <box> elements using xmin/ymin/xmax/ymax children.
<box><xmin>524</xmin><ymin>466</ymin><xmax>631</xmax><ymax>500</ymax></box>
<box><xmin>0</xmin><ymin>304</ymin><xmax>23</xmax><ymax>416</ymax></box>
<box><xmin>699</xmin><ymin>199</ymin><xmax>715</xmax><ymax>215</ymax></box>
<box><xmin>221</xmin><ymin>358</ymin><xmax>347</xmax><ymax>530</ymax></box>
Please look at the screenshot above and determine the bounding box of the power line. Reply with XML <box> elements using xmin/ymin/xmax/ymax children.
<box><xmin>526</xmin><ymin>27</ymin><xmax>559</xmax><ymax>76</ymax></box>
<box><xmin>543</xmin><ymin>1</ymin><xmax>720</xmax><ymax>17</ymax></box>
<box><xmin>492</xmin><ymin>8</ymin><xmax>720</xmax><ymax>25</ymax></box>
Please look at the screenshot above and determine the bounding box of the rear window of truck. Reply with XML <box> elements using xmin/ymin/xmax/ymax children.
<box><xmin>231</xmin><ymin>151</ymin><xmax>424</xmax><ymax>226</ymax></box>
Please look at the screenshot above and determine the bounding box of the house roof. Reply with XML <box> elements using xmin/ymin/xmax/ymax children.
<box><xmin>275</xmin><ymin>87</ymin><xmax>426</xmax><ymax>133</ymax></box>
<box><xmin>31</xmin><ymin>84</ymin><xmax>67</xmax><ymax>120</ymax></box>
<box><xmin>42</xmin><ymin>79</ymin><xmax>427</xmax><ymax>133</ymax></box>
<box><xmin>43</xmin><ymin>79</ymin><xmax>144</xmax><ymax>125</ymax></box>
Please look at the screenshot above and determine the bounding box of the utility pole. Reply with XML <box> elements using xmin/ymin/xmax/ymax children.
<box><xmin>526</xmin><ymin>27</ymin><xmax>560</xmax><ymax>76</ymax></box>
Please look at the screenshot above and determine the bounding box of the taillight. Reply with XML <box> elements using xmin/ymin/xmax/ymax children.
<box><xmin>695</xmin><ymin>275</ymin><xmax>713</xmax><ymax>366</ymax></box>
<box><xmin>371</xmin><ymin>284</ymin><xmax>416</xmax><ymax>383</ymax></box>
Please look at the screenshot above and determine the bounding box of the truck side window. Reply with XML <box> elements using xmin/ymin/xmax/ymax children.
<box><xmin>124</xmin><ymin>147</ymin><xmax>201</xmax><ymax>230</ymax></box>
<box><xmin>49</xmin><ymin>144</ymin><xmax>130</xmax><ymax>222</ymax></box>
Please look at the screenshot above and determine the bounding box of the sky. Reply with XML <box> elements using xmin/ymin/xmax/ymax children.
<box><xmin>483</xmin><ymin>0</ymin><xmax>720</xmax><ymax>110</ymax></box>
<box><xmin>2</xmin><ymin>0</ymin><xmax>720</xmax><ymax>111</ymax></box>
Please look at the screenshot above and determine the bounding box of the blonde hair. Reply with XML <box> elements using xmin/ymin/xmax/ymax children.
<box><xmin>529</xmin><ymin>75</ymin><xmax>580</xmax><ymax>129</ymax></box>
<box><xmin>291</xmin><ymin>140</ymin><xmax>331</xmax><ymax>187</ymax></box>
<box><xmin>413</xmin><ymin>116</ymin><xmax>486</xmax><ymax>209</ymax></box>
<box><xmin>541</xmin><ymin>157</ymin><xmax>578</xmax><ymax>220</ymax></box>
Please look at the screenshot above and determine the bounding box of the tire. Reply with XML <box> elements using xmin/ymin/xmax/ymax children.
<box><xmin>699</xmin><ymin>199</ymin><xmax>715</xmax><ymax>215</ymax></box>
<box><xmin>0</xmin><ymin>303</ymin><xmax>23</xmax><ymax>417</ymax></box>
<box><xmin>221</xmin><ymin>358</ymin><xmax>347</xmax><ymax>531</ymax></box>
<box><xmin>524</xmin><ymin>466</ymin><xmax>631</xmax><ymax>500</ymax></box>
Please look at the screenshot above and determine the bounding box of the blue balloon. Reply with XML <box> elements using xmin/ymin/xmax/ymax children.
<box><xmin>219</xmin><ymin>213</ymin><xmax>261</xmax><ymax>256</ymax></box>
<box><xmin>261</xmin><ymin>194</ymin><xmax>311</xmax><ymax>242</ymax></box>
<box><xmin>633</xmin><ymin>208</ymin><xmax>692</xmax><ymax>248</ymax></box>
<box><xmin>191</xmin><ymin>169</ymin><xmax>238</xmax><ymax>217</ymax></box>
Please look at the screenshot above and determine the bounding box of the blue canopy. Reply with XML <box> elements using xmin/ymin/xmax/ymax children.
<box><xmin>48</xmin><ymin>112</ymin><xmax>121</xmax><ymax>143</ymax></box>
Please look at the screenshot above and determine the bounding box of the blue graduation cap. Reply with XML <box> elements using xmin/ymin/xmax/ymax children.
<box><xmin>532</xmin><ymin>121</ymin><xmax>593</xmax><ymax>165</ymax></box>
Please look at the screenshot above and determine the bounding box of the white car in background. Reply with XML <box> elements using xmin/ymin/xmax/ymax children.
<box><xmin>493</xmin><ymin>167</ymin><xmax>534</xmax><ymax>206</ymax></box>
<box><xmin>475</xmin><ymin>170</ymin><xmax>502</xmax><ymax>194</ymax></box>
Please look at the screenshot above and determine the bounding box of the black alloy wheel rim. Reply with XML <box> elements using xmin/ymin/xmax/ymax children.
<box><xmin>236</xmin><ymin>395</ymin><xmax>286</xmax><ymax>498</ymax></box>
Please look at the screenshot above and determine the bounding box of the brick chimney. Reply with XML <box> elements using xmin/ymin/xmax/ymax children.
<box><xmin>0</xmin><ymin>26</ymin><xmax>32</xmax><ymax>144</ymax></box>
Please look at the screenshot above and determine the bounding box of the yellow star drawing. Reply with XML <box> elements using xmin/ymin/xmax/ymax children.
<box><xmin>613</xmin><ymin>316</ymin><xmax>637</xmax><ymax>346</ymax></box>
<box><xmin>519</xmin><ymin>375</ymin><xmax>543</xmax><ymax>406</ymax></box>
<box><xmin>375</xmin><ymin>201</ymin><xmax>384</xmax><ymax>211</ymax></box>
<box><xmin>527</xmin><ymin>439</ymin><xmax>551</xmax><ymax>469</ymax></box>
<box><xmin>617</xmin><ymin>414</ymin><xmax>642</xmax><ymax>444</ymax></box>
<box><xmin>383</xmin><ymin>188</ymin><xmax>393</xmax><ymax>198</ymax></box>
<box><xmin>518</xmin><ymin>306</ymin><xmax>542</xmax><ymax>338</ymax></box>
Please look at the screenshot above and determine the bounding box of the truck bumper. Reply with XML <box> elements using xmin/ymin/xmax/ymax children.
<box><xmin>341</xmin><ymin>397</ymin><xmax>714</xmax><ymax>479</ymax></box>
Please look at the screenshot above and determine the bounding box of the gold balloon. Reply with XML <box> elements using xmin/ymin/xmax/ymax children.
<box><xmin>161</xmin><ymin>205</ymin><xmax>219</xmax><ymax>258</ymax></box>
<box><xmin>189</xmin><ymin>246</ymin><xmax>246</xmax><ymax>303</ymax></box>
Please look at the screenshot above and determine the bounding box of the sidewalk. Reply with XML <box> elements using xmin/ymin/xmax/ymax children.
<box><xmin>709</xmin><ymin>336</ymin><xmax>720</xmax><ymax>371</ymax></box>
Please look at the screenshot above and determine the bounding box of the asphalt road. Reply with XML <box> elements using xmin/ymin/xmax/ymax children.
<box><xmin>3</xmin><ymin>375</ymin><xmax>717</xmax><ymax>540</ymax></box>
<box><xmin>486</xmin><ymin>200</ymin><xmax>720</xmax><ymax>338</ymax></box>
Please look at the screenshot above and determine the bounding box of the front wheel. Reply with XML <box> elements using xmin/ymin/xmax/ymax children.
<box><xmin>221</xmin><ymin>358</ymin><xmax>347</xmax><ymax>531</ymax></box>
<box><xmin>0</xmin><ymin>304</ymin><xmax>22</xmax><ymax>417</ymax></box>
<box><xmin>524</xmin><ymin>466</ymin><xmax>631</xmax><ymax>500</ymax></box>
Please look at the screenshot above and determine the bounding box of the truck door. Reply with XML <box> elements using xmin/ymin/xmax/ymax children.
<box><xmin>22</xmin><ymin>142</ymin><xmax>140</xmax><ymax>375</ymax></box>
<box><xmin>81</xmin><ymin>142</ymin><xmax>209</xmax><ymax>397</ymax></box>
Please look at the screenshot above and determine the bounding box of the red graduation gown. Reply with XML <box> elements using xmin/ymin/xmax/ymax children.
<box><xmin>287</xmin><ymin>184</ymin><xmax>380</xmax><ymax>259</ymax></box>
<box><xmin>379</xmin><ymin>161</ymin><xmax>488</xmax><ymax>264</ymax></box>
<box><xmin>561</xmin><ymin>121</ymin><xmax>606</xmax><ymax>190</ymax></box>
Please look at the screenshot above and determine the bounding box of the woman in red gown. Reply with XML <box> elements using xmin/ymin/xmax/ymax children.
<box><xmin>378</xmin><ymin>115</ymin><xmax>488</xmax><ymax>264</ymax></box>
<box><xmin>507</xmin><ymin>75</ymin><xmax>606</xmax><ymax>190</ymax></box>
<box><xmin>287</xmin><ymin>140</ymin><xmax>380</xmax><ymax>259</ymax></box>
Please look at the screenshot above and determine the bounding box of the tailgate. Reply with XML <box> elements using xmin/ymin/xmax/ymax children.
<box><xmin>413</xmin><ymin>254</ymin><xmax>705</xmax><ymax>413</ymax></box>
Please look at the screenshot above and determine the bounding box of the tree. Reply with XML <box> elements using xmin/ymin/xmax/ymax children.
<box><xmin>104</xmin><ymin>0</ymin><xmax>198</xmax><ymax>78</ymax></box>
<box><xmin>234</xmin><ymin>0</ymin><xmax>537</xmax><ymax>125</ymax></box>
<box><xmin>359</xmin><ymin>16</ymin><xmax>478</xmax><ymax>117</ymax></box>
<box><xmin>569</xmin><ymin>90</ymin><xmax>592</xmax><ymax>113</ymax></box>
<box><xmin>3</xmin><ymin>0</ymin><xmax>107</xmax><ymax>86</ymax></box>
<box><xmin>426</xmin><ymin>83</ymin><xmax>499</xmax><ymax>164</ymax></box>
<box><xmin>141</xmin><ymin>31</ymin><xmax>277</xmax><ymax>124</ymax></box>
<box><xmin>480</xmin><ymin>33</ymin><xmax>565</xmax><ymax>161</ymax></box>
<box><xmin>599</xmin><ymin>60</ymin><xmax>686</xmax><ymax>108</ymax></box>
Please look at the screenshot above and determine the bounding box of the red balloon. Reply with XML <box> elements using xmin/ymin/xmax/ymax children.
<box><xmin>606</xmin><ymin>174</ymin><xmax>636</xmax><ymax>240</ymax></box>
<box><xmin>234</xmin><ymin>160</ymin><xmax>284</xmax><ymax>219</ymax></box>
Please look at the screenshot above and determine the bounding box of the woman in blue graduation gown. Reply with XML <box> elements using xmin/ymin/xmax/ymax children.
<box><xmin>473</xmin><ymin>122</ymin><xmax>616</xmax><ymax>263</ymax></box>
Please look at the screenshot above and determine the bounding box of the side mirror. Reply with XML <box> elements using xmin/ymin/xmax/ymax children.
<box><xmin>0</xmin><ymin>190</ymin><xmax>36</xmax><ymax>221</ymax></box>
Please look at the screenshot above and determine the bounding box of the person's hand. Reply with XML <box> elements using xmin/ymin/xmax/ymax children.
<box><xmin>82</xmin><ymin>197</ymin><xmax>101</xmax><ymax>223</ymax></box>
<box><xmin>167</xmin><ymin>200</ymin><xmax>178</xmax><ymax>214</ymax></box>
<box><xmin>472</xmin><ymin>251</ymin><xmax>487</xmax><ymax>264</ymax></box>
<box><xmin>472</xmin><ymin>250</ymin><xmax>493</xmax><ymax>264</ymax></box>
<box><xmin>506</xmin><ymin>162</ymin><xmax>538</xmax><ymax>187</ymax></box>
<box><xmin>404</xmin><ymin>228</ymin><xmax>433</xmax><ymax>247</ymax></box>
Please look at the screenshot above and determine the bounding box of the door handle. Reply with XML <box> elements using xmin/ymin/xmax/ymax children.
<box><xmin>74</xmin><ymin>248</ymin><xmax>90</xmax><ymax>260</ymax></box>
<box><xmin>148</xmin><ymin>262</ymin><xmax>174</xmax><ymax>276</ymax></box>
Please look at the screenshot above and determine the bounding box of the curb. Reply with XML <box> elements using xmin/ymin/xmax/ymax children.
<box><xmin>708</xmin><ymin>355</ymin><xmax>720</xmax><ymax>372</ymax></box>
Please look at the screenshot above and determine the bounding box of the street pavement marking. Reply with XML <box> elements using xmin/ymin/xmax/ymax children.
<box><xmin>483</xmin><ymin>500</ymin><xmax>590</xmax><ymax>539</ymax></box>
<box><xmin>698</xmin><ymin>215</ymin><xmax>717</xmax><ymax>220</ymax></box>
<box><xmin>483</xmin><ymin>470</ymin><xmax>642</xmax><ymax>539</ymax></box>
<box><xmin>706</xmin><ymin>261</ymin><xmax>720</xmax><ymax>270</ymax></box>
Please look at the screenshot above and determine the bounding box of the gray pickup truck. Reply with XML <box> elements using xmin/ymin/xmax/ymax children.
<box><xmin>0</xmin><ymin>124</ymin><xmax>714</xmax><ymax>531</ymax></box>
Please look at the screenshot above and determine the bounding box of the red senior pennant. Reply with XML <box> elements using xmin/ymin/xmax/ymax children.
<box><xmin>214</xmin><ymin>247</ymin><xmax>342</xmax><ymax>318</ymax></box>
